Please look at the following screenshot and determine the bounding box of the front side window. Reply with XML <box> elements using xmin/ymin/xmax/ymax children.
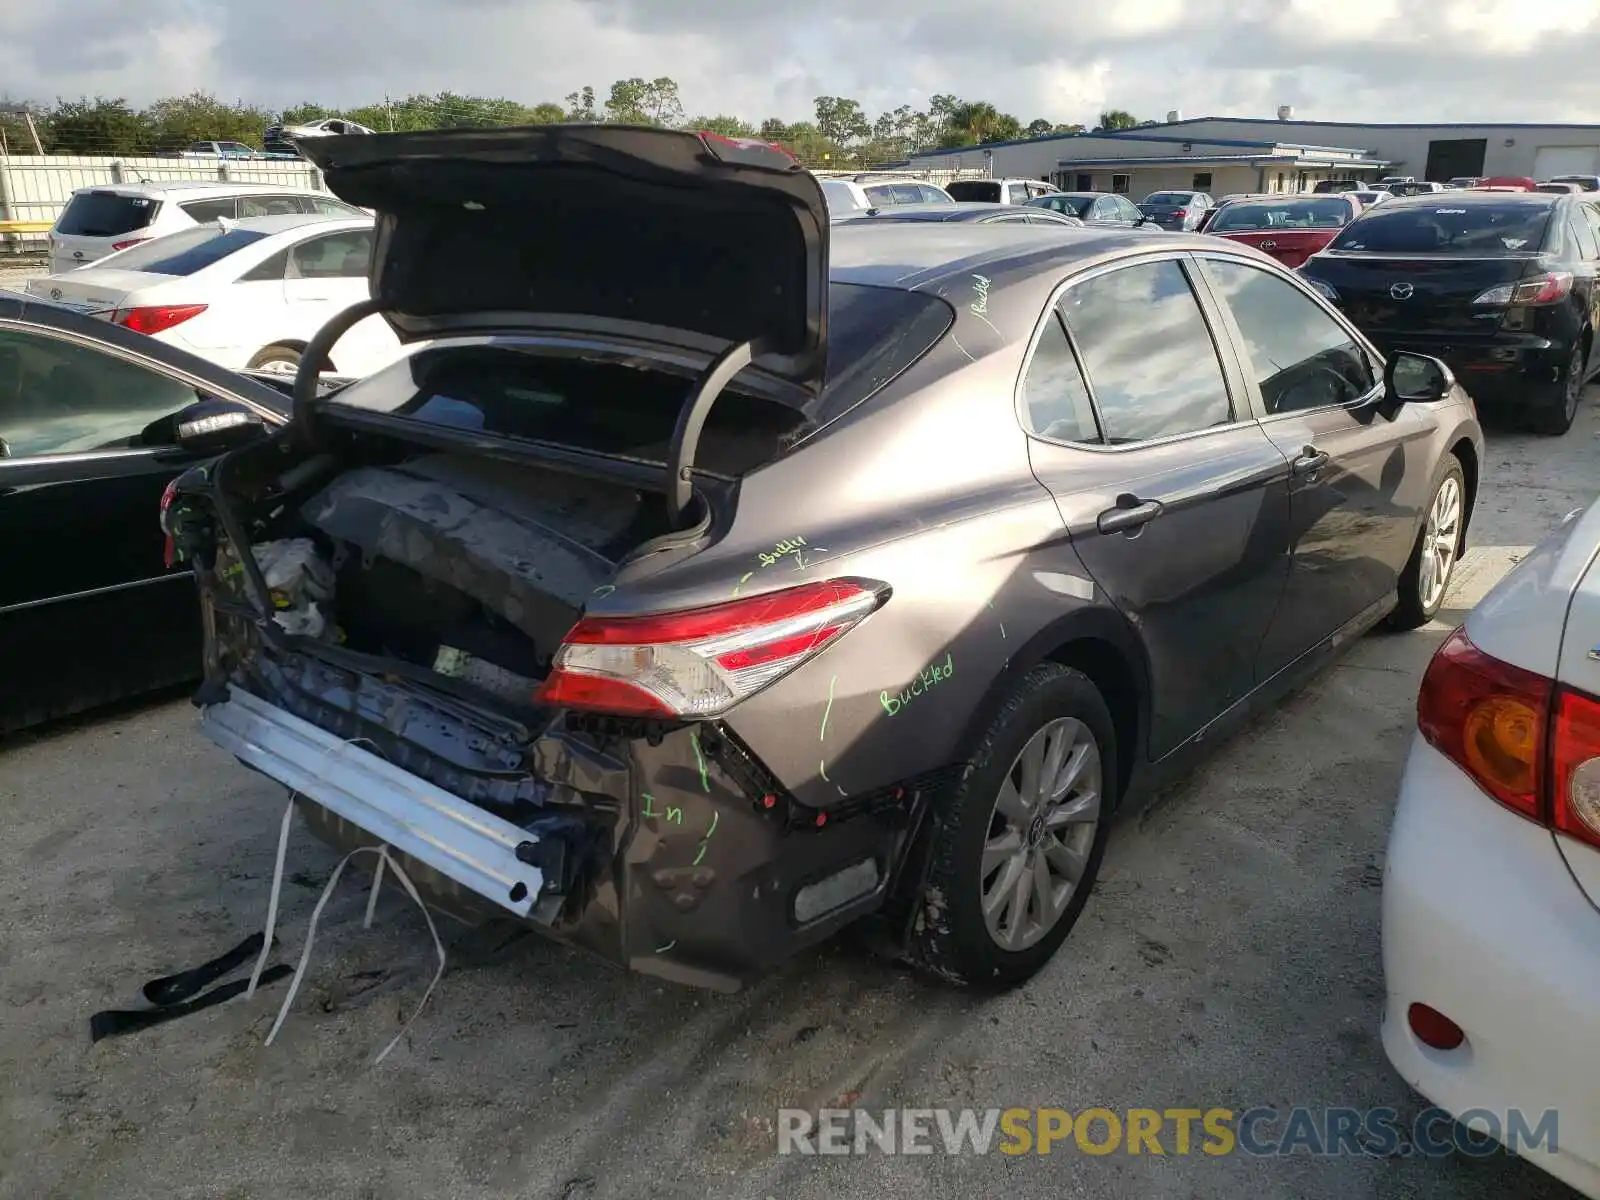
<box><xmin>1057</xmin><ymin>260</ymin><xmax>1232</xmax><ymax>443</ymax></box>
<box><xmin>890</xmin><ymin>183</ymin><xmax>923</xmax><ymax>205</ymax></box>
<box><xmin>0</xmin><ymin>329</ymin><xmax>202</xmax><ymax>457</ymax></box>
<box><xmin>1116</xmin><ymin>197</ymin><xmax>1144</xmax><ymax>222</ymax></box>
<box><xmin>863</xmin><ymin>184</ymin><xmax>896</xmax><ymax>207</ymax></box>
<box><xmin>1204</xmin><ymin>258</ymin><xmax>1375</xmax><ymax>414</ymax></box>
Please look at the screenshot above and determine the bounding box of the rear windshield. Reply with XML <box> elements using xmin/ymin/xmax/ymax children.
<box><xmin>1142</xmin><ymin>193</ymin><xmax>1190</xmax><ymax>205</ymax></box>
<box><xmin>1329</xmin><ymin>201</ymin><xmax>1554</xmax><ymax>254</ymax></box>
<box><xmin>946</xmin><ymin>181</ymin><xmax>1002</xmax><ymax>202</ymax></box>
<box><xmin>1045</xmin><ymin>195</ymin><xmax>1094</xmax><ymax>217</ymax></box>
<box><xmin>103</xmin><ymin>225</ymin><xmax>270</xmax><ymax>275</ymax></box>
<box><xmin>326</xmin><ymin>282</ymin><xmax>954</xmax><ymax>474</ymax></box>
<box><xmin>56</xmin><ymin>192</ymin><xmax>158</xmax><ymax>237</ymax></box>
<box><xmin>1210</xmin><ymin>197</ymin><xmax>1352</xmax><ymax>232</ymax></box>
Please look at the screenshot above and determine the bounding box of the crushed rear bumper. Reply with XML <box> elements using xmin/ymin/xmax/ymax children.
<box><xmin>200</xmin><ymin>678</ymin><xmax>924</xmax><ymax>990</ymax></box>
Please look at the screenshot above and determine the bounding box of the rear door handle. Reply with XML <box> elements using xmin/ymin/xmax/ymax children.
<box><xmin>1096</xmin><ymin>495</ymin><xmax>1163</xmax><ymax>534</ymax></box>
<box><xmin>1292</xmin><ymin>446</ymin><xmax>1330</xmax><ymax>477</ymax></box>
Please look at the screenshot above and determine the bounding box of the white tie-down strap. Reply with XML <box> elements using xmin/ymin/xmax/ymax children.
<box><xmin>252</xmin><ymin>792</ymin><xmax>448</xmax><ymax>1065</ymax></box>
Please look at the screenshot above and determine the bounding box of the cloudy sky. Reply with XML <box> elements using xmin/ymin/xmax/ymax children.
<box><xmin>11</xmin><ymin>0</ymin><xmax>1600</xmax><ymax>126</ymax></box>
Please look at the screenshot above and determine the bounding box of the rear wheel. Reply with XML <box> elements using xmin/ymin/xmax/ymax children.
<box><xmin>906</xmin><ymin>664</ymin><xmax>1115</xmax><ymax>988</ymax></box>
<box><xmin>1530</xmin><ymin>340</ymin><xmax>1585</xmax><ymax>436</ymax></box>
<box><xmin>1389</xmin><ymin>457</ymin><xmax>1466</xmax><ymax>630</ymax></box>
<box><xmin>247</xmin><ymin>344</ymin><xmax>304</xmax><ymax>376</ymax></box>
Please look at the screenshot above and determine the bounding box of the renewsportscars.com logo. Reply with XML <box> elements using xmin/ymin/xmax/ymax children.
<box><xmin>777</xmin><ymin>1106</ymin><xmax>1560</xmax><ymax>1158</ymax></box>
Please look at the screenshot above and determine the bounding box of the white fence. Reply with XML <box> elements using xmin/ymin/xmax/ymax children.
<box><xmin>0</xmin><ymin>154</ymin><xmax>327</xmax><ymax>251</ymax></box>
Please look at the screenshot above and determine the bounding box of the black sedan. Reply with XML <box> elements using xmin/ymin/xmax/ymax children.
<box><xmin>831</xmin><ymin>202</ymin><xmax>1083</xmax><ymax>227</ymax></box>
<box><xmin>1025</xmin><ymin>191</ymin><xmax>1156</xmax><ymax>229</ymax></box>
<box><xmin>0</xmin><ymin>293</ymin><xmax>288</xmax><ymax>732</ymax></box>
<box><xmin>1299</xmin><ymin>189</ymin><xmax>1600</xmax><ymax>434</ymax></box>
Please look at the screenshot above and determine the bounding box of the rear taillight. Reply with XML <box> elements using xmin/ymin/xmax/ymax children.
<box><xmin>159</xmin><ymin>478</ymin><xmax>180</xmax><ymax>568</ymax></box>
<box><xmin>1173</xmin><ymin>208</ymin><xmax>1189</xmax><ymax>218</ymax></box>
<box><xmin>536</xmin><ymin>578</ymin><xmax>887</xmax><ymax>718</ymax></box>
<box><xmin>1552</xmin><ymin>686</ymin><xmax>1600</xmax><ymax>851</ymax></box>
<box><xmin>1417</xmin><ymin>626</ymin><xmax>1549</xmax><ymax>819</ymax></box>
<box><xmin>113</xmin><ymin>304</ymin><xmax>208</xmax><ymax>335</ymax></box>
<box><xmin>110</xmin><ymin>237</ymin><xmax>151</xmax><ymax>251</ymax></box>
<box><xmin>1472</xmin><ymin>271</ymin><xmax>1574</xmax><ymax>306</ymax></box>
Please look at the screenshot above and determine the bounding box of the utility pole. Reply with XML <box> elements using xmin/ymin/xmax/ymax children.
<box><xmin>384</xmin><ymin>95</ymin><xmax>395</xmax><ymax>132</ymax></box>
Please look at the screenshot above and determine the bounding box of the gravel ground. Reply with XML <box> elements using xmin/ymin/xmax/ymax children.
<box><xmin>0</xmin><ymin>255</ymin><xmax>46</xmax><ymax>291</ymax></box>
<box><xmin>1</xmin><ymin>400</ymin><xmax>1596</xmax><ymax>1200</ymax></box>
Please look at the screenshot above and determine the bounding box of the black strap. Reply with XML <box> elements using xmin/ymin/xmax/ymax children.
<box><xmin>141</xmin><ymin>932</ymin><xmax>270</xmax><ymax>1007</ymax></box>
<box><xmin>90</xmin><ymin>964</ymin><xmax>293</xmax><ymax>1044</ymax></box>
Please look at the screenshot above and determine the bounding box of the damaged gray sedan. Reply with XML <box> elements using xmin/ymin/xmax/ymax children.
<box><xmin>167</xmin><ymin>125</ymin><xmax>1481</xmax><ymax>992</ymax></box>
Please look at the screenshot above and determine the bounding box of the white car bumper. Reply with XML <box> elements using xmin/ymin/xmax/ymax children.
<box><xmin>1382</xmin><ymin>736</ymin><xmax>1600</xmax><ymax>1198</ymax></box>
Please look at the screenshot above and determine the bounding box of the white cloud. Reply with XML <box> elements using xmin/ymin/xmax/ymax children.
<box><xmin>9</xmin><ymin>0</ymin><xmax>1600</xmax><ymax>127</ymax></box>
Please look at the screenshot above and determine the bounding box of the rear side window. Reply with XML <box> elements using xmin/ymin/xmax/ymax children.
<box><xmin>289</xmin><ymin>230</ymin><xmax>373</xmax><ymax>279</ymax></box>
<box><xmin>864</xmin><ymin>185</ymin><xmax>896</xmax><ymax>207</ymax></box>
<box><xmin>180</xmin><ymin>198</ymin><xmax>237</xmax><ymax>223</ymax></box>
<box><xmin>946</xmin><ymin>181</ymin><xmax>1002</xmax><ymax>203</ymax></box>
<box><xmin>239</xmin><ymin>194</ymin><xmax>306</xmax><ymax>217</ymax></box>
<box><xmin>890</xmin><ymin>183</ymin><xmax>922</xmax><ymax>205</ymax></box>
<box><xmin>1058</xmin><ymin>260</ymin><xmax>1232</xmax><ymax>443</ymax></box>
<box><xmin>56</xmin><ymin>192</ymin><xmax>158</xmax><ymax>237</ymax></box>
<box><xmin>311</xmin><ymin>197</ymin><xmax>363</xmax><ymax>216</ymax></box>
<box><xmin>1331</xmin><ymin>201</ymin><xmax>1554</xmax><ymax>254</ymax></box>
<box><xmin>1020</xmin><ymin>314</ymin><xmax>1098</xmax><ymax>442</ymax></box>
<box><xmin>917</xmin><ymin>184</ymin><xmax>952</xmax><ymax>205</ymax></box>
<box><xmin>102</xmin><ymin>226</ymin><xmax>270</xmax><ymax>275</ymax></box>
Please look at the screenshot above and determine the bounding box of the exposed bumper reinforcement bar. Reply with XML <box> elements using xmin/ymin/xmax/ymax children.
<box><xmin>201</xmin><ymin>686</ymin><xmax>544</xmax><ymax>917</ymax></box>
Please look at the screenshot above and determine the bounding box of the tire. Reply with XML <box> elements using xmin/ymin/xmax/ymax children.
<box><xmin>1389</xmin><ymin>457</ymin><xmax>1467</xmax><ymax>631</ymax></box>
<box><xmin>246</xmin><ymin>344</ymin><xmax>303</xmax><ymax>376</ymax></box>
<box><xmin>905</xmin><ymin>663</ymin><xmax>1116</xmax><ymax>989</ymax></box>
<box><xmin>1529</xmin><ymin>339</ymin><xmax>1585</xmax><ymax>436</ymax></box>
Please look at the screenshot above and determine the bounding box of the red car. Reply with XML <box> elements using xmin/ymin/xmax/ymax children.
<box><xmin>1202</xmin><ymin>193</ymin><xmax>1363</xmax><ymax>269</ymax></box>
<box><xmin>1477</xmin><ymin>176</ymin><xmax>1536</xmax><ymax>192</ymax></box>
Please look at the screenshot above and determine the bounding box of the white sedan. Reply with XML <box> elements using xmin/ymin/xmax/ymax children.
<box><xmin>25</xmin><ymin>213</ymin><xmax>405</xmax><ymax>379</ymax></box>
<box><xmin>1383</xmin><ymin>499</ymin><xmax>1600</xmax><ymax>1197</ymax></box>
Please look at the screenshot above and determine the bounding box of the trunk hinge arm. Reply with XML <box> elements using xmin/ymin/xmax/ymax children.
<box><xmin>666</xmin><ymin>338</ymin><xmax>766</xmax><ymax>528</ymax></box>
<box><xmin>290</xmin><ymin>298</ymin><xmax>386</xmax><ymax>442</ymax></box>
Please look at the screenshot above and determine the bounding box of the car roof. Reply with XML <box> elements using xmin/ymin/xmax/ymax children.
<box><xmin>854</xmin><ymin>202</ymin><xmax>1047</xmax><ymax>221</ymax></box>
<box><xmin>1384</xmin><ymin>189</ymin><xmax>1559</xmax><ymax>208</ymax></box>
<box><xmin>70</xmin><ymin>180</ymin><xmax>322</xmax><ymax>199</ymax></box>
<box><xmin>828</xmin><ymin>222</ymin><xmax>1195</xmax><ymax>292</ymax></box>
<box><xmin>225</xmin><ymin>213</ymin><xmax>374</xmax><ymax>235</ymax></box>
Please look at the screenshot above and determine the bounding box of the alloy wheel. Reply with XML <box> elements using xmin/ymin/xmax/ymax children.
<box><xmin>1418</xmin><ymin>474</ymin><xmax>1462</xmax><ymax>614</ymax></box>
<box><xmin>980</xmin><ymin>717</ymin><xmax>1103</xmax><ymax>952</ymax></box>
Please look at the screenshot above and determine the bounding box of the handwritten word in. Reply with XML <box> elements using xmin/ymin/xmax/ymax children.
<box><xmin>881</xmin><ymin>652</ymin><xmax>954</xmax><ymax>716</ymax></box>
<box><xmin>970</xmin><ymin>274</ymin><xmax>992</xmax><ymax>318</ymax></box>
<box><xmin>760</xmin><ymin>536</ymin><xmax>810</xmax><ymax>568</ymax></box>
<box><xmin>641</xmin><ymin>793</ymin><xmax>684</xmax><ymax>824</ymax></box>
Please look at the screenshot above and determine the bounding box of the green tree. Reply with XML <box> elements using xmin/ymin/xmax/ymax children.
<box><xmin>1095</xmin><ymin>109</ymin><xmax>1140</xmax><ymax>131</ymax></box>
<box><xmin>604</xmin><ymin>77</ymin><xmax>684</xmax><ymax>127</ymax></box>
<box><xmin>523</xmin><ymin>102</ymin><xmax>568</xmax><ymax>124</ymax></box>
<box><xmin>813</xmin><ymin>95</ymin><xmax>870</xmax><ymax>146</ymax></box>
<box><xmin>690</xmin><ymin>114</ymin><xmax>757</xmax><ymax>138</ymax></box>
<box><xmin>565</xmin><ymin>86</ymin><xmax>598</xmax><ymax>122</ymax></box>
<box><xmin>45</xmin><ymin>97</ymin><xmax>154</xmax><ymax>155</ymax></box>
<box><xmin>1025</xmin><ymin>118</ymin><xmax>1053</xmax><ymax>137</ymax></box>
<box><xmin>145</xmin><ymin>91</ymin><xmax>273</xmax><ymax>150</ymax></box>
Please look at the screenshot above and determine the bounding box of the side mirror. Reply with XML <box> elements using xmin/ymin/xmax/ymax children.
<box><xmin>1385</xmin><ymin>352</ymin><xmax>1454</xmax><ymax>404</ymax></box>
<box><xmin>0</xmin><ymin>435</ymin><xmax>9</xmax><ymax>459</ymax></box>
<box><xmin>170</xmin><ymin>398</ymin><xmax>269</xmax><ymax>455</ymax></box>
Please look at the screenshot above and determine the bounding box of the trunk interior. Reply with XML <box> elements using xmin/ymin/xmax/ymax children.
<box><xmin>218</xmin><ymin>447</ymin><xmax>687</xmax><ymax>709</ymax></box>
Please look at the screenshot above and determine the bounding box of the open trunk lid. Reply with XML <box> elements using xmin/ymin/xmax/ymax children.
<box><xmin>297</xmin><ymin>125</ymin><xmax>830</xmax><ymax>399</ymax></box>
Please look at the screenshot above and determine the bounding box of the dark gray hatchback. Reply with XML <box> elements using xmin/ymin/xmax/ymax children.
<box><xmin>170</xmin><ymin>126</ymin><xmax>1484</xmax><ymax>992</ymax></box>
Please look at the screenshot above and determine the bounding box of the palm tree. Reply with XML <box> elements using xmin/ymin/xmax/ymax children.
<box><xmin>1096</xmin><ymin>109</ymin><xmax>1140</xmax><ymax>132</ymax></box>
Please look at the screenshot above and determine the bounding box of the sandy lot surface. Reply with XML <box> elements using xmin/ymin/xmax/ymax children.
<box><xmin>0</xmin><ymin>255</ymin><xmax>46</xmax><ymax>291</ymax></box>
<box><xmin>2</xmin><ymin>402</ymin><xmax>1596</xmax><ymax>1200</ymax></box>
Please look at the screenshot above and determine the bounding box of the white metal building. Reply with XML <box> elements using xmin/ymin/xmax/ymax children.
<box><xmin>905</xmin><ymin>115</ymin><xmax>1600</xmax><ymax>198</ymax></box>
